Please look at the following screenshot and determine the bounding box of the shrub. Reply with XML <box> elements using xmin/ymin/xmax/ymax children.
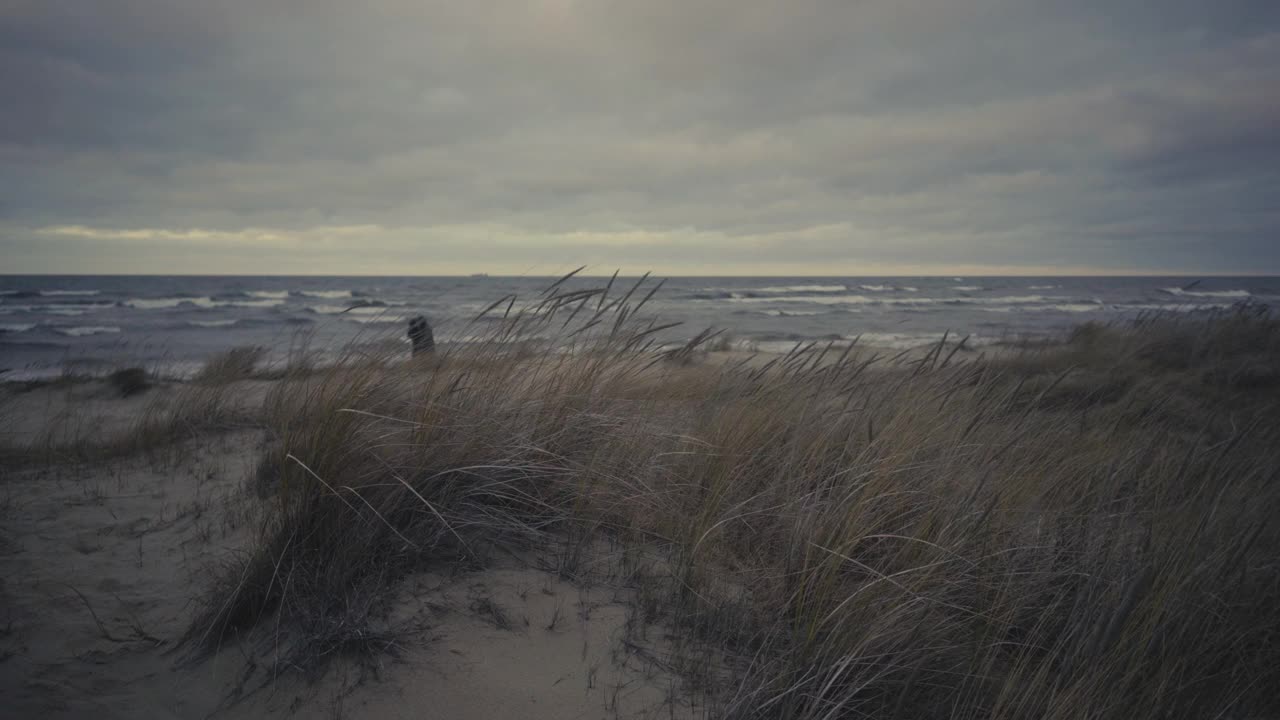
<box><xmin>108</xmin><ymin>367</ymin><xmax>150</xmax><ymax>397</ymax></box>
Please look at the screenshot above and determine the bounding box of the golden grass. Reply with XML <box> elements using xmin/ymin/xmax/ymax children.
<box><xmin>173</xmin><ymin>280</ymin><xmax>1280</xmax><ymax>717</ymax></box>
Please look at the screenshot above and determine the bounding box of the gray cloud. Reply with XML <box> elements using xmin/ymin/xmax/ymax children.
<box><xmin>1</xmin><ymin>0</ymin><xmax>1278</xmax><ymax>274</ymax></box>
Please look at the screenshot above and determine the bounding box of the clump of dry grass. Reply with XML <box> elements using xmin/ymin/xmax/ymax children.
<box><xmin>187</xmin><ymin>283</ymin><xmax>1280</xmax><ymax>719</ymax></box>
<box><xmin>196</xmin><ymin>345</ymin><xmax>268</xmax><ymax>383</ymax></box>
<box><xmin>0</xmin><ymin>376</ymin><xmax>263</xmax><ymax>468</ymax></box>
<box><xmin>107</xmin><ymin>367</ymin><xmax>151</xmax><ymax>397</ymax></box>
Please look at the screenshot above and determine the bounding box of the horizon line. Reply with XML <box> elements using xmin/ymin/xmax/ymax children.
<box><xmin>2</xmin><ymin>272</ymin><xmax>1279</xmax><ymax>279</ymax></box>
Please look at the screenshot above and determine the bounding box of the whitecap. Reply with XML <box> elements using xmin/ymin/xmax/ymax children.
<box><xmin>40</xmin><ymin>290</ymin><xmax>100</xmax><ymax>297</ymax></box>
<box><xmin>728</xmin><ymin>293</ymin><xmax>1060</xmax><ymax>307</ymax></box>
<box><xmin>297</xmin><ymin>289</ymin><xmax>354</xmax><ymax>299</ymax></box>
<box><xmin>347</xmin><ymin>315</ymin><xmax>405</xmax><ymax>324</ymax></box>
<box><xmin>307</xmin><ymin>303</ymin><xmax>388</xmax><ymax>315</ymax></box>
<box><xmin>1159</xmin><ymin>287</ymin><xmax>1250</xmax><ymax>299</ymax></box>
<box><xmin>247</xmin><ymin>290</ymin><xmax>289</xmax><ymax>299</ymax></box>
<box><xmin>953</xmin><ymin>285</ymin><xmax>983</xmax><ymax>291</ymax></box>
<box><xmin>55</xmin><ymin>326</ymin><xmax>121</xmax><ymax>337</ymax></box>
<box><xmin>756</xmin><ymin>309</ymin><xmax>830</xmax><ymax>317</ymax></box>
<box><xmin>752</xmin><ymin>285</ymin><xmax>847</xmax><ymax>294</ymax></box>
<box><xmin>1028</xmin><ymin>284</ymin><xmax>1059</xmax><ymax>290</ymax></box>
<box><xmin>859</xmin><ymin>284</ymin><xmax>892</xmax><ymax>292</ymax></box>
<box><xmin>188</xmin><ymin>319</ymin><xmax>239</xmax><ymax>328</ymax></box>
<box><xmin>1122</xmin><ymin>302</ymin><xmax>1233</xmax><ymax>312</ymax></box>
<box><xmin>125</xmin><ymin>297</ymin><xmax>217</xmax><ymax>310</ymax></box>
<box><xmin>983</xmin><ymin>303</ymin><xmax>1105</xmax><ymax>313</ymax></box>
<box><xmin>307</xmin><ymin>304</ymin><xmax>348</xmax><ymax>314</ymax></box>
<box><xmin>0</xmin><ymin>323</ymin><xmax>37</xmax><ymax>333</ymax></box>
<box><xmin>221</xmin><ymin>298</ymin><xmax>285</xmax><ymax>308</ymax></box>
<box><xmin>728</xmin><ymin>294</ymin><xmax>877</xmax><ymax>305</ymax></box>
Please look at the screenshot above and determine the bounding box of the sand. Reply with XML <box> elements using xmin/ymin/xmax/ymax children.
<box><xmin>0</xmin><ymin>380</ymin><xmax>699</xmax><ymax>719</ymax></box>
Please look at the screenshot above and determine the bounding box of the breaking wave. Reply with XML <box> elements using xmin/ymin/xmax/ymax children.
<box><xmin>296</xmin><ymin>289</ymin><xmax>356</xmax><ymax>299</ymax></box>
<box><xmin>55</xmin><ymin>326</ymin><xmax>121</xmax><ymax>337</ymax></box>
<box><xmin>728</xmin><ymin>294</ymin><xmax>1064</xmax><ymax>307</ymax></box>
<box><xmin>125</xmin><ymin>296</ymin><xmax>283</xmax><ymax>310</ymax></box>
<box><xmin>0</xmin><ymin>323</ymin><xmax>37</xmax><ymax>333</ymax></box>
<box><xmin>1159</xmin><ymin>287</ymin><xmax>1250</xmax><ymax>299</ymax></box>
<box><xmin>188</xmin><ymin>319</ymin><xmax>240</xmax><ymax>328</ymax></box>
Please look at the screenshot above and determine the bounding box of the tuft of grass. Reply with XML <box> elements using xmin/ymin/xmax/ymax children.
<box><xmin>196</xmin><ymin>345</ymin><xmax>268</xmax><ymax>384</ymax></box>
<box><xmin>185</xmin><ymin>288</ymin><xmax>1280</xmax><ymax>719</ymax></box>
<box><xmin>107</xmin><ymin>367</ymin><xmax>151</xmax><ymax>397</ymax></box>
<box><xmin>1</xmin><ymin>378</ymin><xmax>262</xmax><ymax>468</ymax></box>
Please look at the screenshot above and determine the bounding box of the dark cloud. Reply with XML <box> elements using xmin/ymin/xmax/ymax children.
<box><xmin>1</xmin><ymin>0</ymin><xmax>1277</xmax><ymax>273</ymax></box>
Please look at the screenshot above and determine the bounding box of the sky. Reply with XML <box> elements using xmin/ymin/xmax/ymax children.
<box><xmin>2</xmin><ymin>0</ymin><xmax>1278</xmax><ymax>276</ymax></box>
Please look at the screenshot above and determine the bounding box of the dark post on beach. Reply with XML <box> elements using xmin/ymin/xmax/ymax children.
<box><xmin>408</xmin><ymin>315</ymin><xmax>435</xmax><ymax>355</ymax></box>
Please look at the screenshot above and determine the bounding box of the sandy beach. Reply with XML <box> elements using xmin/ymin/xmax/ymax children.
<box><xmin>3</xmin><ymin>298</ymin><xmax>1279</xmax><ymax>719</ymax></box>
<box><xmin>1</xmin><ymin>374</ymin><xmax>707</xmax><ymax>719</ymax></box>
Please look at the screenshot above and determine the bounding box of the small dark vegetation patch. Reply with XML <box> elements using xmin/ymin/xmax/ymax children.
<box><xmin>108</xmin><ymin>367</ymin><xmax>151</xmax><ymax>397</ymax></box>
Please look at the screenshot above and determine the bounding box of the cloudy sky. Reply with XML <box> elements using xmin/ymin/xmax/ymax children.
<box><xmin>2</xmin><ymin>0</ymin><xmax>1278</xmax><ymax>275</ymax></box>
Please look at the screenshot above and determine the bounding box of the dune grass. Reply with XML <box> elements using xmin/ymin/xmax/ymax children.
<box><xmin>0</xmin><ymin>350</ymin><xmax>272</xmax><ymax>468</ymax></box>
<box><xmin>177</xmin><ymin>278</ymin><xmax>1279</xmax><ymax>718</ymax></box>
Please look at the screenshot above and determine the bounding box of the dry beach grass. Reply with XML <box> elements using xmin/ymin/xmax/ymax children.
<box><xmin>3</xmin><ymin>275</ymin><xmax>1279</xmax><ymax>718</ymax></box>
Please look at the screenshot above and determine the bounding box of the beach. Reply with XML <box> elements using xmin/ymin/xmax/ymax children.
<box><xmin>2</xmin><ymin>279</ymin><xmax>1279</xmax><ymax>719</ymax></box>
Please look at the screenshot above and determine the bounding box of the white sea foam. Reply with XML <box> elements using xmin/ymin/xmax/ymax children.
<box><xmin>189</xmin><ymin>319</ymin><xmax>239</xmax><ymax>328</ymax></box>
<box><xmin>246</xmin><ymin>290</ymin><xmax>289</xmax><ymax>299</ymax></box>
<box><xmin>858</xmin><ymin>284</ymin><xmax>920</xmax><ymax>292</ymax></box>
<box><xmin>125</xmin><ymin>297</ymin><xmax>217</xmax><ymax>309</ymax></box>
<box><xmin>221</xmin><ymin>298</ymin><xmax>285</xmax><ymax>308</ymax></box>
<box><xmin>2</xmin><ymin>303</ymin><xmax>108</xmax><ymax>316</ymax></box>
<box><xmin>953</xmin><ymin>285</ymin><xmax>983</xmax><ymax>291</ymax></box>
<box><xmin>347</xmin><ymin>315</ymin><xmax>405</xmax><ymax>324</ymax></box>
<box><xmin>308</xmin><ymin>303</ymin><xmax>392</xmax><ymax>316</ymax></box>
<box><xmin>40</xmin><ymin>290</ymin><xmax>100</xmax><ymax>297</ymax></box>
<box><xmin>729</xmin><ymin>293</ymin><xmax>1060</xmax><ymax>306</ymax></box>
<box><xmin>730</xmin><ymin>294</ymin><xmax>878</xmax><ymax>305</ymax></box>
<box><xmin>125</xmin><ymin>296</ymin><xmax>280</xmax><ymax>309</ymax></box>
<box><xmin>1121</xmin><ymin>302</ymin><xmax>1233</xmax><ymax>312</ymax></box>
<box><xmin>298</xmin><ymin>290</ymin><xmax>354</xmax><ymax>299</ymax></box>
<box><xmin>1159</xmin><ymin>287</ymin><xmax>1250</xmax><ymax>299</ymax></box>
<box><xmin>756</xmin><ymin>309</ymin><xmax>829</xmax><ymax>317</ymax></box>
<box><xmin>308</xmin><ymin>304</ymin><xmax>344</xmax><ymax>314</ymax></box>
<box><xmin>55</xmin><ymin>326</ymin><xmax>121</xmax><ymax>337</ymax></box>
<box><xmin>0</xmin><ymin>323</ymin><xmax>36</xmax><ymax>333</ymax></box>
<box><xmin>1028</xmin><ymin>284</ymin><xmax>1059</xmax><ymax>290</ymax></box>
<box><xmin>984</xmin><ymin>303</ymin><xmax>1105</xmax><ymax>313</ymax></box>
<box><xmin>753</xmin><ymin>285</ymin><xmax>847</xmax><ymax>294</ymax></box>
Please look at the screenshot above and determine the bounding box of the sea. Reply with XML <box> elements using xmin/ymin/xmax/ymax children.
<box><xmin>1</xmin><ymin>275</ymin><xmax>1277</xmax><ymax>380</ymax></box>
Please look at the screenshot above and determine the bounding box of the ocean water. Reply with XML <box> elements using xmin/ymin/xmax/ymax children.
<box><xmin>1</xmin><ymin>275</ymin><xmax>1277</xmax><ymax>379</ymax></box>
